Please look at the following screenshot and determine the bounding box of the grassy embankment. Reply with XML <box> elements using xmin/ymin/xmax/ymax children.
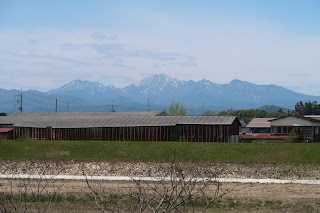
<box><xmin>0</xmin><ymin>140</ymin><xmax>320</xmax><ymax>164</ymax></box>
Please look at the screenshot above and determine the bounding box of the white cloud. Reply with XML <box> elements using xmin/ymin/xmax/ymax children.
<box><xmin>0</xmin><ymin>30</ymin><xmax>197</xmax><ymax>91</ymax></box>
<box><xmin>0</xmin><ymin>27</ymin><xmax>319</xmax><ymax>95</ymax></box>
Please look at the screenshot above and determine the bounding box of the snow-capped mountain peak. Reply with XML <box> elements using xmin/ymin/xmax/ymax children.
<box><xmin>59</xmin><ymin>79</ymin><xmax>106</xmax><ymax>91</ymax></box>
<box><xmin>46</xmin><ymin>79</ymin><xmax>118</xmax><ymax>96</ymax></box>
<box><xmin>35</xmin><ymin>74</ymin><xmax>319</xmax><ymax>115</ymax></box>
<box><xmin>198</xmin><ymin>79</ymin><xmax>214</xmax><ymax>86</ymax></box>
<box><xmin>134</xmin><ymin>74</ymin><xmax>183</xmax><ymax>87</ymax></box>
<box><xmin>125</xmin><ymin>74</ymin><xmax>185</xmax><ymax>95</ymax></box>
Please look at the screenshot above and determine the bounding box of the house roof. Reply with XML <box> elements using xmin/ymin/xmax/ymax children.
<box><xmin>246</xmin><ymin>118</ymin><xmax>275</xmax><ymax>128</ymax></box>
<box><xmin>0</xmin><ymin>113</ymin><xmax>238</xmax><ymax>128</ymax></box>
<box><xmin>271</xmin><ymin>115</ymin><xmax>320</xmax><ymax>123</ymax></box>
<box><xmin>0</xmin><ymin>128</ymin><xmax>14</xmax><ymax>133</ymax></box>
<box><xmin>305</xmin><ymin>115</ymin><xmax>320</xmax><ymax>121</ymax></box>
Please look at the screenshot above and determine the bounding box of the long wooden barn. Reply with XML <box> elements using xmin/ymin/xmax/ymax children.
<box><xmin>0</xmin><ymin>112</ymin><xmax>240</xmax><ymax>142</ymax></box>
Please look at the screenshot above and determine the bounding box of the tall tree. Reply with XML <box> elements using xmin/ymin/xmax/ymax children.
<box><xmin>169</xmin><ymin>101</ymin><xmax>187</xmax><ymax>116</ymax></box>
<box><xmin>293</xmin><ymin>101</ymin><xmax>320</xmax><ymax>115</ymax></box>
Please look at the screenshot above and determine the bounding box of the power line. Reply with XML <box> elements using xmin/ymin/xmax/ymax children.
<box><xmin>21</xmin><ymin>89</ymin><xmax>80</xmax><ymax>113</ymax></box>
<box><xmin>22</xmin><ymin>90</ymin><xmax>79</xmax><ymax>103</ymax></box>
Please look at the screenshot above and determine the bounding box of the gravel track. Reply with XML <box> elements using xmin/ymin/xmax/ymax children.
<box><xmin>1</xmin><ymin>160</ymin><xmax>320</xmax><ymax>180</ymax></box>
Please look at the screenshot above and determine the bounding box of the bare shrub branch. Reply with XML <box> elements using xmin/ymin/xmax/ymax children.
<box><xmin>0</xmin><ymin>160</ymin><xmax>65</xmax><ymax>213</ymax></box>
<box><xmin>84</xmin><ymin>155</ymin><xmax>238</xmax><ymax>213</ymax></box>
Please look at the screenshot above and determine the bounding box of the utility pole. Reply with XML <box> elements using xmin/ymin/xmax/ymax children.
<box><xmin>55</xmin><ymin>99</ymin><xmax>58</xmax><ymax>112</ymax></box>
<box><xmin>20</xmin><ymin>89</ymin><xmax>22</xmax><ymax>113</ymax></box>
<box><xmin>108</xmin><ymin>102</ymin><xmax>116</xmax><ymax>112</ymax></box>
<box><xmin>15</xmin><ymin>89</ymin><xmax>23</xmax><ymax>113</ymax></box>
<box><xmin>147</xmin><ymin>97</ymin><xmax>150</xmax><ymax>111</ymax></box>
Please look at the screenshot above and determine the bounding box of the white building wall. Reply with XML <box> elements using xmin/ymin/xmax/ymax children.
<box><xmin>271</xmin><ymin>117</ymin><xmax>320</xmax><ymax>127</ymax></box>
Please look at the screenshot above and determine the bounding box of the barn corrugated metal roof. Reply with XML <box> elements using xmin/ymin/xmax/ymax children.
<box><xmin>5</xmin><ymin>111</ymin><xmax>167</xmax><ymax>118</ymax></box>
<box><xmin>0</xmin><ymin>113</ymin><xmax>237</xmax><ymax>128</ymax></box>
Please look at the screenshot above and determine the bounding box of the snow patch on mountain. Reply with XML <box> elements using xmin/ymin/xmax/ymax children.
<box><xmin>125</xmin><ymin>74</ymin><xmax>184</xmax><ymax>96</ymax></box>
<box><xmin>47</xmin><ymin>80</ymin><xmax>117</xmax><ymax>95</ymax></box>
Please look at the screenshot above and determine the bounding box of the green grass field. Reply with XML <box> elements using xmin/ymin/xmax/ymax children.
<box><xmin>0</xmin><ymin>140</ymin><xmax>320</xmax><ymax>164</ymax></box>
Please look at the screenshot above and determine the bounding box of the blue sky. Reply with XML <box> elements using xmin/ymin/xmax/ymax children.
<box><xmin>1</xmin><ymin>0</ymin><xmax>320</xmax><ymax>95</ymax></box>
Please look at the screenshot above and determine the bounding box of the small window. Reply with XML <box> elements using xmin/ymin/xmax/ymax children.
<box><xmin>315</xmin><ymin>127</ymin><xmax>319</xmax><ymax>135</ymax></box>
<box><xmin>272</xmin><ymin>127</ymin><xmax>278</xmax><ymax>133</ymax></box>
<box><xmin>277</xmin><ymin>127</ymin><xmax>282</xmax><ymax>134</ymax></box>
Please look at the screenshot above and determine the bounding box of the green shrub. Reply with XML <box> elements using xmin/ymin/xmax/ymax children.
<box><xmin>285</xmin><ymin>130</ymin><xmax>299</xmax><ymax>143</ymax></box>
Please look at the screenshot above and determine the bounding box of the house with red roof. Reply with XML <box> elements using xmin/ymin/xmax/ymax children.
<box><xmin>270</xmin><ymin>115</ymin><xmax>320</xmax><ymax>142</ymax></box>
<box><xmin>241</xmin><ymin>115</ymin><xmax>320</xmax><ymax>142</ymax></box>
<box><xmin>240</xmin><ymin>118</ymin><xmax>284</xmax><ymax>142</ymax></box>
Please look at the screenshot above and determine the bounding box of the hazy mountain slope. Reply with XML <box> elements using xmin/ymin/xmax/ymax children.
<box><xmin>121</xmin><ymin>75</ymin><xmax>320</xmax><ymax>110</ymax></box>
<box><xmin>1</xmin><ymin>74</ymin><xmax>320</xmax><ymax>114</ymax></box>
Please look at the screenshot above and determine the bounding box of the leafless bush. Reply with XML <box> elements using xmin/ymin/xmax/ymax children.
<box><xmin>0</xmin><ymin>161</ymin><xmax>65</xmax><ymax>213</ymax></box>
<box><xmin>127</xmin><ymin>163</ymin><xmax>231</xmax><ymax>212</ymax></box>
<box><xmin>85</xmin><ymin>158</ymin><xmax>236</xmax><ymax>213</ymax></box>
<box><xmin>0</xmin><ymin>158</ymin><xmax>237</xmax><ymax>212</ymax></box>
<box><xmin>83</xmin><ymin>174</ymin><xmax>123</xmax><ymax>213</ymax></box>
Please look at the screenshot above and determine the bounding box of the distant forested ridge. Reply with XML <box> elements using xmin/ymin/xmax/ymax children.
<box><xmin>258</xmin><ymin>105</ymin><xmax>288</xmax><ymax>112</ymax></box>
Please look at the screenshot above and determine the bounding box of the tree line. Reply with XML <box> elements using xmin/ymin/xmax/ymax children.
<box><xmin>212</xmin><ymin>109</ymin><xmax>288</xmax><ymax>123</ymax></box>
<box><xmin>166</xmin><ymin>101</ymin><xmax>320</xmax><ymax>123</ymax></box>
<box><xmin>202</xmin><ymin>101</ymin><xmax>320</xmax><ymax>123</ymax></box>
<box><xmin>294</xmin><ymin>101</ymin><xmax>320</xmax><ymax>115</ymax></box>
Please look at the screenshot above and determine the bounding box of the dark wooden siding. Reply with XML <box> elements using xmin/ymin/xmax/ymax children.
<box><xmin>0</xmin><ymin>132</ymin><xmax>13</xmax><ymax>140</ymax></box>
<box><xmin>14</xmin><ymin>122</ymin><xmax>239</xmax><ymax>142</ymax></box>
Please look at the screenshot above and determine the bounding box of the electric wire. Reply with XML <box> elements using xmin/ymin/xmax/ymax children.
<box><xmin>18</xmin><ymin>89</ymin><xmax>222</xmax><ymax>114</ymax></box>
<box><xmin>22</xmin><ymin>89</ymin><xmax>79</xmax><ymax>103</ymax></box>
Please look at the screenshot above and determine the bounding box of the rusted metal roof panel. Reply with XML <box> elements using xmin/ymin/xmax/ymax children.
<box><xmin>0</xmin><ymin>128</ymin><xmax>14</xmax><ymax>133</ymax></box>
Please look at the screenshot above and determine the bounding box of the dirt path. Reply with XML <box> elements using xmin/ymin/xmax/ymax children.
<box><xmin>1</xmin><ymin>160</ymin><xmax>320</xmax><ymax>180</ymax></box>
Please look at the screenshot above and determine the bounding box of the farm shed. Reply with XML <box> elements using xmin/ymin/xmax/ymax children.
<box><xmin>0</xmin><ymin>128</ymin><xmax>14</xmax><ymax>140</ymax></box>
<box><xmin>0</xmin><ymin>112</ymin><xmax>240</xmax><ymax>142</ymax></box>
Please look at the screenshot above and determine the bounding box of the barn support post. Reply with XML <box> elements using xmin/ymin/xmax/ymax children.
<box><xmin>46</xmin><ymin>127</ymin><xmax>52</xmax><ymax>140</ymax></box>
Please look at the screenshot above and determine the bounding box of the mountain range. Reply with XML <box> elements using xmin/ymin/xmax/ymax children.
<box><xmin>1</xmin><ymin>74</ymin><xmax>319</xmax><ymax>115</ymax></box>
